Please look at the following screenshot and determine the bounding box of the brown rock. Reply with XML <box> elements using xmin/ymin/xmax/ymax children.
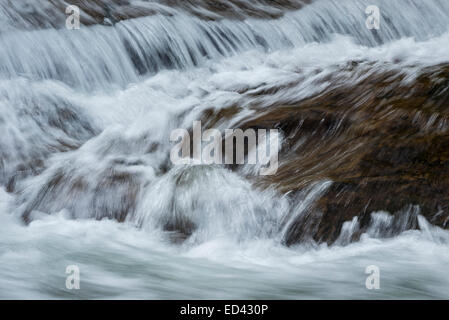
<box><xmin>200</xmin><ymin>62</ymin><xmax>449</xmax><ymax>244</ymax></box>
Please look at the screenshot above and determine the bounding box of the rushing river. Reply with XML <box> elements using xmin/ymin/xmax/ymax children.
<box><xmin>1</xmin><ymin>0</ymin><xmax>449</xmax><ymax>299</ymax></box>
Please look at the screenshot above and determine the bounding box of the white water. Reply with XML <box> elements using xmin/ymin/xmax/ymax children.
<box><xmin>1</xmin><ymin>0</ymin><xmax>449</xmax><ymax>299</ymax></box>
<box><xmin>2</xmin><ymin>187</ymin><xmax>449</xmax><ymax>299</ymax></box>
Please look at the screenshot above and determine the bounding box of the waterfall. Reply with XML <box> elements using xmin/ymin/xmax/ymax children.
<box><xmin>0</xmin><ymin>0</ymin><xmax>448</xmax><ymax>90</ymax></box>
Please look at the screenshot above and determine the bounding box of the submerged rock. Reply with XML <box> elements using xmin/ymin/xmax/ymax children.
<box><xmin>0</xmin><ymin>82</ymin><xmax>98</xmax><ymax>192</ymax></box>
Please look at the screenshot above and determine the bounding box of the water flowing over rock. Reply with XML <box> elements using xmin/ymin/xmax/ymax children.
<box><xmin>223</xmin><ymin>62</ymin><xmax>449</xmax><ymax>244</ymax></box>
<box><xmin>2</xmin><ymin>0</ymin><xmax>448</xmax><ymax>245</ymax></box>
<box><xmin>1</xmin><ymin>0</ymin><xmax>449</xmax><ymax>299</ymax></box>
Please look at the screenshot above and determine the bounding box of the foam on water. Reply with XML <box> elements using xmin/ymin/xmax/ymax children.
<box><xmin>1</xmin><ymin>195</ymin><xmax>449</xmax><ymax>299</ymax></box>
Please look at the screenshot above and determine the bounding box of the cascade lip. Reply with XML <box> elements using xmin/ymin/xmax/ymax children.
<box><xmin>2</xmin><ymin>0</ymin><xmax>449</xmax><ymax>93</ymax></box>
<box><xmin>0</xmin><ymin>0</ymin><xmax>310</xmax><ymax>32</ymax></box>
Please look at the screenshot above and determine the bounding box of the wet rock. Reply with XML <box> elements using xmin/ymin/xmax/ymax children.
<box><xmin>20</xmin><ymin>166</ymin><xmax>142</xmax><ymax>224</ymax></box>
<box><xmin>204</xmin><ymin>62</ymin><xmax>449</xmax><ymax>244</ymax></box>
<box><xmin>0</xmin><ymin>87</ymin><xmax>98</xmax><ymax>191</ymax></box>
<box><xmin>17</xmin><ymin>127</ymin><xmax>169</xmax><ymax>224</ymax></box>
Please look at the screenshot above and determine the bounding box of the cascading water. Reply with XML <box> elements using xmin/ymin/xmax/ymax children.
<box><xmin>2</xmin><ymin>0</ymin><xmax>449</xmax><ymax>90</ymax></box>
<box><xmin>1</xmin><ymin>0</ymin><xmax>449</xmax><ymax>299</ymax></box>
